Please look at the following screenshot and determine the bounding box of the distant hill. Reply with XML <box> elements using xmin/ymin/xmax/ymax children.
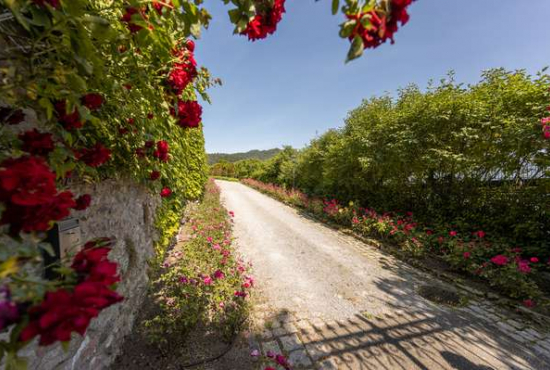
<box><xmin>208</xmin><ymin>148</ymin><xmax>281</xmax><ymax>165</ymax></box>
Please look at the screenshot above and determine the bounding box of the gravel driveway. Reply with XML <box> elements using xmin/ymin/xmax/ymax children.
<box><xmin>217</xmin><ymin>180</ymin><xmax>550</xmax><ymax>370</ymax></box>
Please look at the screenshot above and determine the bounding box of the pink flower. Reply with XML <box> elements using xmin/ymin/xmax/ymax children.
<box><xmin>203</xmin><ymin>276</ymin><xmax>213</xmax><ymax>285</ymax></box>
<box><xmin>213</xmin><ymin>270</ymin><xmax>225</xmax><ymax>280</ymax></box>
<box><xmin>463</xmin><ymin>252</ymin><xmax>471</xmax><ymax>259</ymax></box>
<box><xmin>522</xmin><ymin>299</ymin><xmax>536</xmax><ymax>308</ymax></box>
<box><xmin>490</xmin><ymin>255</ymin><xmax>509</xmax><ymax>266</ymax></box>
<box><xmin>449</xmin><ymin>231</ymin><xmax>457</xmax><ymax>237</ymax></box>
<box><xmin>530</xmin><ymin>257</ymin><xmax>539</xmax><ymax>263</ymax></box>
<box><xmin>250</xmin><ymin>349</ymin><xmax>260</xmax><ymax>357</ymax></box>
<box><xmin>517</xmin><ymin>260</ymin><xmax>531</xmax><ymax>274</ymax></box>
<box><xmin>474</xmin><ymin>230</ymin><xmax>485</xmax><ymax>239</ymax></box>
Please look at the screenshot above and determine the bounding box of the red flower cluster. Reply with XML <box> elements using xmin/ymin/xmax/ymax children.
<box><xmin>76</xmin><ymin>143</ymin><xmax>112</xmax><ymax>167</ymax></box>
<box><xmin>153</xmin><ymin>140</ymin><xmax>169</xmax><ymax>162</ymax></box>
<box><xmin>242</xmin><ymin>0</ymin><xmax>286</xmax><ymax>41</ymax></box>
<box><xmin>171</xmin><ymin>100</ymin><xmax>202</xmax><ymax>128</ymax></box>
<box><xmin>20</xmin><ymin>239</ymin><xmax>123</xmax><ymax>346</ymax></box>
<box><xmin>81</xmin><ymin>93</ymin><xmax>103</xmax><ymax>111</ymax></box>
<box><xmin>19</xmin><ymin>129</ymin><xmax>55</xmax><ymax>157</ymax></box>
<box><xmin>167</xmin><ymin>56</ymin><xmax>197</xmax><ymax>95</ymax></box>
<box><xmin>121</xmin><ymin>7</ymin><xmax>147</xmax><ymax>33</ymax></box>
<box><xmin>347</xmin><ymin>0</ymin><xmax>414</xmax><ymax>49</ymax></box>
<box><xmin>0</xmin><ymin>156</ymin><xmax>76</xmax><ymax>234</ymax></box>
<box><xmin>0</xmin><ymin>107</ymin><xmax>25</xmax><ymax>125</ymax></box>
<box><xmin>55</xmin><ymin>101</ymin><xmax>83</xmax><ymax>130</ymax></box>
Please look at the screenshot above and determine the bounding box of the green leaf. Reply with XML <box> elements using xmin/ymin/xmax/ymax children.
<box><xmin>332</xmin><ymin>0</ymin><xmax>339</xmax><ymax>15</ymax></box>
<box><xmin>346</xmin><ymin>35</ymin><xmax>364</xmax><ymax>62</ymax></box>
<box><xmin>228</xmin><ymin>9</ymin><xmax>241</xmax><ymax>24</ymax></box>
<box><xmin>339</xmin><ymin>20</ymin><xmax>356</xmax><ymax>39</ymax></box>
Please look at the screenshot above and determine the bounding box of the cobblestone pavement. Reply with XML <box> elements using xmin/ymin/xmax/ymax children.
<box><xmin>217</xmin><ymin>180</ymin><xmax>550</xmax><ymax>370</ymax></box>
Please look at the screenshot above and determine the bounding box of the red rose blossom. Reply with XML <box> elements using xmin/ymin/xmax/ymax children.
<box><xmin>76</xmin><ymin>144</ymin><xmax>111</xmax><ymax>167</ymax></box>
<box><xmin>0</xmin><ymin>156</ymin><xmax>76</xmax><ymax>234</ymax></box>
<box><xmin>121</xmin><ymin>7</ymin><xmax>147</xmax><ymax>33</ymax></box>
<box><xmin>160</xmin><ymin>187</ymin><xmax>172</xmax><ymax>198</ymax></box>
<box><xmin>347</xmin><ymin>0</ymin><xmax>414</xmax><ymax>50</ymax></box>
<box><xmin>81</xmin><ymin>93</ymin><xmax>103</xmax><ymax>110</ymax></box>
<box><xmin>0</xmin><ymin>108</ymin><xmax>25</xmax><ymax>125</ymax></box>
<box><xmin>185</xmin><ymin>39</ymin><xmax>195</xmax><ymax>52</ymax></box>
<box><xmin>153</xmin><ymin>140</ymin><xmax>169</xmax><ymax>162</ymax></box>
<box><xmin>241</xmin><ymin>0</ymin><xmax>286</xmax><ymax>41</ymax></box>
<box><xmin>19</xmin><ymin>129</ymin><xmax>55</xmax><ymax>156</ymax></box>
<box><xmin>150</xmin><ymin>170</ymin><xmax>161</xmax><ymax>181</ymax></box>
<box><xmin>74</xmin><ymin>194</ymin><xmax>92</xmax><ymax>211</ymax></box>
<box><xmin>55</xmin><ymin>101</ymin><xmax>83</xmax><ymax>130</ymax></box>
<box><xmin>172</xmin><ymin>100</ymin><xmax>202</xmax><ymax>128</ymax></box>
<box><xmin>20</xmin><ymin>282</ymin><xmax>122</xmax><ymax>346</ymax></box>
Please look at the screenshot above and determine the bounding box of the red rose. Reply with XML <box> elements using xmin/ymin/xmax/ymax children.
<box><xmin>241</xmin><ymin>0</ymin><xmax>286</xmax><ymax>41</ymax></box>
<box><xmin>153</xmin><ymin>140</ymin><xmax>169</xmax><ymax>162</ymax></box>
<box><xmin>19</xmin><ymin>129</ymin><xmax>55</xmax><ymax>156</ymax></box>
<box><xmin>81</xmin><ymin>93</ymin><xmax>103</xmax><ymax>110</ymax></box>
<box><xmin>20</xmin><ymin>282</ymin><xmax>122</xmax><ymax>346</ymax></box>
<box><xmin>121</xmin><ymin>7</ymin><xmax>146</xmax><ymax>33</ymax></box>
<box><xmin>135</xmin><ymin>148</ymin><xmax>146</xmax><ymax>158</ymax></box>
<box><xmin>186</xmin><ymin>39</ymin><xmax>195</xmax><ymax>52</ymax></box>
<box><xmin>346</xmin><ymin>0</ymin><xmax>414</xmax><ymax>50</ymax></box>
<box><xmin>160</xmin><ymin>187</ymin><xmax>172</xmax><ymax>198</ymax></box>
<box><xmin>0</xmin><ymin>156</ymin><xmax>76</xmax><ymax>234</ymax></box>
<box><xmin>147</xmin><ymin>113</ymin><xmax>154</xmax><ymax>119</ymax></box>
<box><xmin>172</xmin><ymin>101</ymin><xmax>202</xmax><ymax>128</ymax></box>
<box><xmin>150</xmin><ymin>170</ymin><xmax>161</xmax><ymax>181</ymax></box>
<box><xmin>54</xmin><ymin>101</ymin><xmax>83</xmax><ymax>130</ymax></box>
<box><xmin>0</xmin><ymin>108</ymin><xmax>25</xmax><ymax>125</ymax></box>
<box><xmin>77</xmin><ymin>143</ymin><xmax>112</xmax><ymax>167</ymax></box>
<box><xmin>167</xmin><ymin>60</ymin><xmax>198</xmax><ymax>95</ymax></box>
<box><xmin>74</xmin><ymin>194</ymin><xmax>91</xmax><ymax>210</ymax></box>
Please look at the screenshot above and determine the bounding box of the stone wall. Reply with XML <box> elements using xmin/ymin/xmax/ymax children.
<box><xmin>20</xmin><ymin>179</ymin><xmax>160</xmax><ymax>370</ymax></box>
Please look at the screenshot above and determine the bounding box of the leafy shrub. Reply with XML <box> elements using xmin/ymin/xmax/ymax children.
<box><xmin>144</xmin><ymin>179</ymin><xmax>253</xmax><ymax>343</ymax></box>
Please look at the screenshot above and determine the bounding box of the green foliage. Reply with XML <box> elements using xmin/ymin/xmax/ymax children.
<box><xmin>253</xmin><ymin>69</ymin><xmax>550</xmax><ymax>254</ymax></box>
<box><xmin>207</xmin><ymin>148</ymin><xmax>282</xmax><ymax>165</ymax></box>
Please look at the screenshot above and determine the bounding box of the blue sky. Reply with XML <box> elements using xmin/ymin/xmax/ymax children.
<box><xmin>195</xmin><ymin>0</ymin><xmax>550</xmax><ymax>153</ymax></box>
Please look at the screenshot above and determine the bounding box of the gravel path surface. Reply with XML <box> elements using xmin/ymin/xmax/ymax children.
<box><xmin>217</xmin><ymin>180</ymin><xmax>550</xmax><ymax>370</ymax></box>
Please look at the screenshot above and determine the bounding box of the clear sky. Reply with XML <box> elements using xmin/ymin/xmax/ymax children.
<box><xmin>195</xmin><ymin>0</ymin><xmax>550</xmax><ymax>153</ymax></box>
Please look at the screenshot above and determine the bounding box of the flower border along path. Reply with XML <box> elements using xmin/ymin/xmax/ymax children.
<box><xmin>239</xmin><ymin>179</ymin><xmax>550</xmax><ymax>326</ymax></box>
<box><xmin>112</xmin><ymin>179</ymin><xmax>257</xmax><ymax>369</ymax></box>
